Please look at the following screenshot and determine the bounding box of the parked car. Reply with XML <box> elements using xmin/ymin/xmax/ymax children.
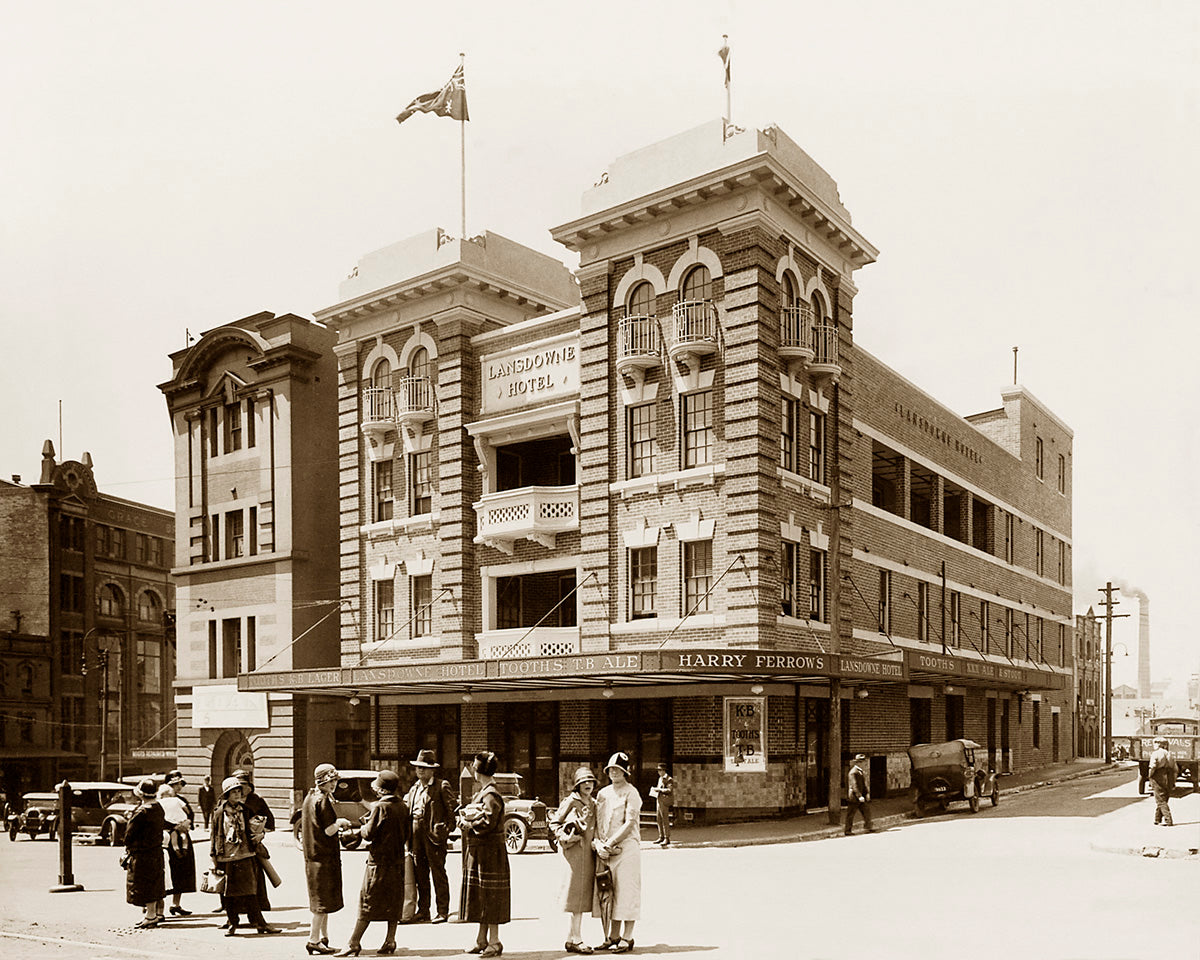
<box><xmin>485</xmin><ymin>773</ymin><xmax>555</xmax><ymax>855</ymax></box>
<box><xmin>290</xmin><ymin>769</ymin><xmax>380</xmax><ymax>850</ymax></box>
<box><xmin>7</xmin><ymin>792</ymin><xmax>59</xmax><ymax>841</ymax></box>
<box><xmin>908</xmin><ymin>739</ymin><xmax>999</xmax><ymax>816</ymax></box>
<box><xmin>1129</xmin><ymin>717</ymin><xmax>1200</xmax><ymax>794</ymax></box>
<box><xmin>54</xmin><ymin>781</ymin><xmax>140</xmax><ymax>843</ymax></box>
<box><xmin>92</xmin><ymin>789</ymin><xmax>143</xmax><ymax>845</ymax></box>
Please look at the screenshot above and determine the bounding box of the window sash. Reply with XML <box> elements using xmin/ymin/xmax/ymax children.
<box><xmin>411</xmin><ymin>453</ymin><xmax>432</xmax><ymax>515</ymax></box>
<box><xmin>683</xmin><ymin>540</ymin><xmax>713</xmax><ymax>614</ymax></box>
<box><xmin>809</xmin><ymin>550</ymin><xmax>826</xmax><ymax>622</ymax></box>
<box><xmin>682</xmin><ymin>391</ymin><xmax>713</xmax><ymax>468</ymax></box>
<box><xmin>628</xmin><ymin>404</ymin><xmax>657</xmax><ymax>478</ymax></box>
<box><xmin>375</xmin><ymin>581</ymin><xmax>395</xmax><ymax>640</ymax></box>
<box><xmin>412</xmin><ymin>576</ymin><xmax>433</xmax><ymax>638</ymax></box>
<box><xmin>780</xmin><ymin>399</ymin><xmax>798</xmax><ymax>473</ymax></box>
<box><xmin>375</xmin><ymin>461</ymin><xmax>394</xmax><ymax>521</ymax></box>
<box><xmin>630</xmin><ymin>548</ymin><xmax>657</xmax><ymax>619</ymax></box>
<box><xmin>809</xmin><ymin>411</ymin><xmax>825</xmax><ymax>483</ymax></box>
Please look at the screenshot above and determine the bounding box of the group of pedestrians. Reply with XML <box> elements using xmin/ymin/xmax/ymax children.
<box><xmin>122</xmin><ymin>770</ymin><xmax>197</xmax><ymax>927</ymax></box>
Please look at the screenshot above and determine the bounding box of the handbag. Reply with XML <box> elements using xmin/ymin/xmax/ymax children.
<box><xmin>594</xmin><ymin>861</ymin><xmax>613</xmax><ymax>894</ymax></box>
<box><xmin>200</xmin><ymin>869</ymin><xmax>226</xmax><ymax>895</ymax></box>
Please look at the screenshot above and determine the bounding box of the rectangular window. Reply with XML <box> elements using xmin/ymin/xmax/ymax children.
<box><xmin>135</xmin><ymin>638</ymin><xmax>161</xmax><ymax>695</ymax></box>
<box><xmin>226</xmin><ymin>509</ymin><xmax>244</xmax><ymax>558</ymax></box>
<box><xmin>683</xmin><ymin>539</ymin><xmax>713</xmax><ymax>614</ymax></box>
<box><xmin>111</xmin><ymin>528</ymin><xmax>125</xmax><ymax>559</ymax></box>
<box><xmin>149</xmin><ymin>536</ymin><xmax>162</xmax><ymax>567</ymax></box>
<box><xmin>375</xmin><ymin>580</ymin><xmax>395</xmax><ymax>640</ymax></box>
<box><xmin>628</xmin><ymin>404</ymin><xmax>657</xmax><ymax>478</ymax></box>
<box><xmin>222</xmin><ymin>618</ymin><xmax>241</xmax><ymax>678</ymax></box>
<box><xmin>1005</xmin><ymin>608</ymin><xmax>1014</xmax><ymax>659</ymax></box>
<box><xmin>809</xmin><ymin>549</ymin><xmax>826</xmax><ymax>622</ymax></box>
<box><xmin>224</xmin><ymin>401</ymin><xmax>242</xmax><ymax>452</ymax></box>
<box><xmin>950</xmin><ymin>591</ymin><xmax>961</xmax><ymax>648</ymax></box>
<box><xmin>809</xmin><ymin>410</ymin><xmax>826</xmax><ymax>484</ymax></box>
<box><xmin>1035</xmin><ymin>436</ymin><xmax>1044</xmax><ymax>480</ymax></box>
<box><xmin>60</xmin><ymin>516</ymin><xmax>84</xmax><ymax>552</ymax></box>
<box><xmin>246</xmin><ymin>397</ymin><xmax>256</xmax><ymax>448</ymax></box>
<box><xmin>374</xmin><ymin>461</ymin><xmax>394</xmax><ymax>521</ymax></box>
<box><xmin>682</xmin><ymin>391</ymin><xmax>713</xmax><ymax>468</ymax></box>
<box><xmin>207</xmin><ymin>408</ymin><xmax>218</xmax><ymax>458</ymax></box>
<box><xmin>878</xmin><ymin>570</ymin><xmax>892</xmax><ymax>636</ymax></box>
<box><xmin>248</xmin><ymin>506</ymin><xmax>258</xmax><ymax>556</ymax></box>
<box><xmin>95</xmin><ymin>524</ymin><xmax>110</xmax><ymax>556</ymax></box>
<box><xmin>1004</xmin><ymin>513</ymin><xmax>1014</xmax><ymax>564</ymax></box>
<box><xmin>557</xmin><ymin>574</ymin><xmax>577</xmax><ymax>627</ymax></box>
<box><xmin>1033</xmin><ymin>700</ymin><xmax>1041</xmax><ymax>747</ymax></box>
<box><xmin>60</xmin><ymin>630</ymin><xmax>82</xmax><ymax>675</ymax></box>
<box><xmin>1035</xmin><ymin>617</ymin><xmax>1044</xmax><ymax>662</ymax></box>
<box><xmin>1035</xmin><ymin>528</ymin><xmax>1044</xmax><ymax>577</ymax></box>
<box><xmin>412</xmin><ymin>576</ymin><xmax>433</xmax><ymax>638</ymax></box>
<box><xmin>916</xmin><ymin>581</ymin><xmax>929</xmax><ymax>643</ymax></box>
<box><xmin>208</xmin><ymin>621</ymin><xmax>218</xmax><ymax>678</ymax></box>
<box><xmin>780</xmin><ymin>541</ymin><xmax>798</xmax><ymax>618</ymax></box>
<box><xmin>496</xmin><ymin>577</ymin><xmax>521</xmax><ymax>629</ymax></box>
<box><xmin>210</xmin><ymin>514</ymin><xmax>220</xmax><ymax>562</ymax></box>
<box><xmin>59</xmin><ymin>574</ymin><xmax>84</xmax><ymax>613</ymax></box>
<box><xmin>1057</xmin><ymin>540</ymin><xmax>1066</xmax><ymax>585</ymax></box>
<box><xmin>246</xmin><ymin>616</ymin><xmax>256</xmax><ymax>672</ymax></box>
<box><xmin>410</xmin><ymin>452</ymin><xmax>432</xmax><ymax>515</ymax></box>
<box><xmin>780</xmin><ymin>398</ymin><xmax>799</xmax><ymax>473</ymax></box>
<box><xmin>910</xmin><ymin>698</ymin><xmax>932</xmax><ymax>746</ymax></box>
<box><xmin>630</xmin><ymin>547</ymin><xmax>658</xmax><ymax>619</ymax></box>
<box><xmin>1057</xmin><ymin>453</ymin><xmax>1065</xmax><ymax>493</ymax></box>
<box><xmin>980</xmin><ymin>600</ymin><xmax>990</xmax><ymax>654</ymax></box>
<box><xmin>135</xmin><ymin>533</ymin><xmax>148</xmax><ymax>563</ymax></box>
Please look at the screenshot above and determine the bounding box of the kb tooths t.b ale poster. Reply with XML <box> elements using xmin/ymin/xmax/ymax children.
<box><xmin>724</xmin><ymin>697</ymin><xmax>766</xmax><ymax>772</ymax></box>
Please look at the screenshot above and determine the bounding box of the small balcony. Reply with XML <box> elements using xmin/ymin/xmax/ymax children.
<box><xmin>808</xmin><ymin>322</ymin><xmax>841</xmax><ymax>380</ymax></box>
<box><xmin>362</xmin><ymin>386</ymin><xmax>395</xmax><ymax>455</ymax></box>
<box><xmin>394</xmin><ymin>375</ymin><xmax>435</xmax><ymax>448</ymax></box>
<box><xmin>616</xmin><ymin>315</ymin><xmax>661</xmax><ymax>384</ymax></box>
<box><xmin>779</xmin><ymin>304</ymin><xmax>815</xmax><ymax>372</ymax></box>
<box><xmin>473</xmin><ymin>485</ymin><xmax>579</xmax><ymax>554</ymax></box>
<box><xmin>476</xmin><ymin>627</ymin><xmax>581</xmax><ymax>660</ymax></box>
<box><xmin>664</xmin><ymin>300</ymin><xmax>720</xmax><ymax>369</ymax></box>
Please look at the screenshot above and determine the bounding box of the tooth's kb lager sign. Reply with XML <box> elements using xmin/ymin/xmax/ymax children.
<box><xmin>724</xmin><ymin>697</ymin><xmax>766</xmax><ymax>773</ymax></box>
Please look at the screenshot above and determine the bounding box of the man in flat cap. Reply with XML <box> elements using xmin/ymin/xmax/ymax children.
<box><xmin>1148</xmin><ymin>736</ymin><xmax>1176</xmax><ymax>826</ymax></box>
<box><xmin>403</xmin><ymin>750</ymin><xmax>456</xmax><ymax>923</ymax></box>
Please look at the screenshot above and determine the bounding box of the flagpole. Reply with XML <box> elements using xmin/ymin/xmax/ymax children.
<box><xmin>459</xmin><ymin>52</ymin><xmax>466</xmax><ymax>239</ymax></box>
<box><xmin>723</xmin><ymin>34</ymin><xmax>731</xmax><ymax>124</ymax></box>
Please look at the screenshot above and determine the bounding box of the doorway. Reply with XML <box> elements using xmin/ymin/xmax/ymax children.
<box><xmin>606</xmin><ymin>698</ymin><xmax>672</xmax><ymax>801</ymax></box>
<box><xmin>805</xmin><ymin>698</ymin><xmax>829</xmax><ymax>808</ymax></box>
<box><xmin>503</xmin><ymin>702</ymin><xmax>559</xmax><ymax>805</ymax></box>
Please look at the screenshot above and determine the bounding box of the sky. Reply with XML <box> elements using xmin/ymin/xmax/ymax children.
<box><xmin>2</xmin><ymin>1</ymin><xmax>1197</xmax><ymax>692</ymax></box>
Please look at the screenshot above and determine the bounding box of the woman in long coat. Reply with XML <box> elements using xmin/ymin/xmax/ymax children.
<box><xmin>551</xmin><ymin>766</ymin><xmax>599</xmax><ymax>954</ymax></box>
<box><xmin>459</xmin><ymin>751</ymin><xmax>509</xmax><ymax>957</ymax></box>
<box><xmin>124</xmin><ymin>778</ymin><xmax>166</xmax><ymax>928</ymax></box>
<box><xmin>302</xmin><ymin>763</ymin><xmax>353</xmax><ymax>954</ymax></box>
<box><xmin>593</xmin><ymin>752</ymin><xmax>642</xmax><ymax>954</ymax></box>
<box><xmin>336</xmin><ymin>769</ymin><xmax>409</xmax><ymax>956</ymax></box>
<box><xmin>211</xmin><ymin>776</ymin><xmax>271</xmax><ymax>936</ymax></box>
<box><xmin>157</xmin><ymin>774</ymin><xmax>196</xmax><ymax>916</ymax></box>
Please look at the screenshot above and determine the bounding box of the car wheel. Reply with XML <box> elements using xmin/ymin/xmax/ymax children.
<box><xmin>990</xmin><ymin>786</ymin><xmax>999</xmax><ymax>807</ymax></box>
<box><xmin>968</xmin><ymin>795</ymin><xmax>980</xmax><ymax>813</ymax></box>
<box><xmin>293</xmin><ymin>820</ymin><xmax>304</xmax><ymax>849</ymax></box>
<box><xmin>503</xmin><ymin>817</ymin><xmax>527</xmax><ymax>854</ymax></box>
<box><xmin>99</xmin><ymin>822</ymin><xmax>111</xmax><ymax>846</ymax></box>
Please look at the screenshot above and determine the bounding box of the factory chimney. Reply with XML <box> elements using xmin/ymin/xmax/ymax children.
<box><xmin>1120</xmin><ymin>585</ymin><xmax>1150</xmax><ymax>699</ymax></box>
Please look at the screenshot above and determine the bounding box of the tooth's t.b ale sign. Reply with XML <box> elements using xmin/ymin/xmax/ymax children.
<box><xmin>724</xmin><ymin>697</ymin><xmax>766</xmax><ymax>773</ymax></box>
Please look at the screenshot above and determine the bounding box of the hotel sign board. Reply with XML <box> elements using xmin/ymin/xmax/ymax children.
<box><xmin>724</xmin><ymin>697</ymin><xmax>767</xmax><ymax>772</ymax></box>
<box><xmin>480</xmin><ymin>334</ymin><xmax>580</xmax><ymax>415</ymax></box>
<box><xmin>904</xmin><ymin>650</ymin><xmax>1064</xmax><ymax>690</ymax></box>
<box><xmin>192</xmin><ymin>684</ymin><xmax>269</xmax><ymax>729</ymax></box>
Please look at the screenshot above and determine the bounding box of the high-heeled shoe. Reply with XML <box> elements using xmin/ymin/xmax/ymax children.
<box><xmin>480</xmin><ymin>945</ymin><xmax>503</xmax><ymax>958</ymax></box>
<box><xmin>467</xmin><ymin>945</ymin><xmax>487</xmax><ymax>955</ymax></box>
<box><xmin>609</xmin><ymin>939</ymin><xmax>634</xmax><ymax>954</ymax></box>
<box><xmin>257</xmin><ymin>925</ymin><xmax>282</xmax><ymax>935</ymax></box>
<box><xmin>378</xmin><ymin>943</ymin><xmax>397</xmax><ymax>955</ymax></box>
<box><xmin>169</xmin><ymin>905</ymin><xmax>192</xmax><ymax>916</ymax></box>
<box><xmin>333</xmin><ymin>946</ymin><xmax>361</xmax><ymax>957</ymax></box>
<box><xmin>565</xmin><ymin>942</ymin><xmax>594</xmax><ymax>954</ymax></box>
<box><xmin>305</xmin><ymin>942</ymin><xmax>335</xmax><ymax>955</ymax></box>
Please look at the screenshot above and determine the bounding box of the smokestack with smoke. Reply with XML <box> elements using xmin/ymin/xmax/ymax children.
<box><xmin>1119</xmin><ymin>582</ymin><xmax>1150</xmax><ymax>699</ymax></box>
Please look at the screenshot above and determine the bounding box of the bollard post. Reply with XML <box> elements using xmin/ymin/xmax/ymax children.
<box><xmin>50</xmin><ymin>780</ymin><xmax>83</xmax><ymax>893</ymax></box>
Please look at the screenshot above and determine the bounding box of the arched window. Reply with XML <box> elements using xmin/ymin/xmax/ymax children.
<box><xmin>681</xmin><ymin>265</ymin><xmax>712</xmax><ymax>302</ymax></box>
<box><xmin>371</xmin><ymin>359</ymin><xmax>392</xmax><ymax>388</ymax></box>
<box><xmin>810</xmin><ymin>294</ymin><xmax>824</xmax><ymax>322</ymax></box>
<box><xmin>409</xmin><ymin>347</ymin><xmax>430</xmax><ymax>381</ymax></box>
<box><xmin>781</xmin><ymin>273</ymin><xmax>799</xmax><ymax>309</ymax></box>
<box><xmin>98</xmin><ymin>583</ymin><xmax>124</xmax><ymax>618</ymax></box>
<box><xmin>626</xmin><ymin>281</ymin><xmax>655</xmax><ymax>317</ymax></box>
<box><xmin>138</xmin><ymin>591</ymin><xmax>162</xmax><ymax>623</ymax></box>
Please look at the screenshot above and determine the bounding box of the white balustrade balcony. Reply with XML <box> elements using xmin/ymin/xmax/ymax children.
<box><xmin>394</xmin><ymin>375</ymin><xmax>435</xmax><ymax>427</ymax></box>
<box><xmin>616</xmin><ymin>316</ymin><xmax>661</xmax><ymax>380</ymax></box>
<box><xmin>809</xmin><ymin>322</ymin><xmax>841</xmax><ymax>379</ymax></box>
<box><xmin>779</xmin><ymin>304</ymin><xmax>815</xmax><ymax>370</ymax></box>
<box><xmin>476</xmin><ymin>626</ymin><xmax>581</xmax><ymax>660</ymax></box>
<box><xmin>362</xmin><ymin>386</ymin><xmax>395</xmax><ymax>427</ymax></box>
<box><xmin>664</xmin><ymin>300</ymin><xmax>720</xmax><ymax>366</ymax></box>
<box><xmin>473</xmin><ymin>485</ymin><xmax>579</xmax><ymax>554</ymax></box>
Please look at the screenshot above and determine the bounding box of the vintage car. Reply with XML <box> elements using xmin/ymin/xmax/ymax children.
<box><xmin>7</xmin><ymin>792</ymin><xmax>59</xmax><ymax>840</ymax></box>
<box><xmin>472</xmin><ymin>773</ymin><xmax>555</xmax><ymax>855</ymax></box>
<box><xmin>1129</xmin><ymin>717</ymin><xmax>1200</xmax><ymax>794</ymax></box>
<box><xmin>291</xmin><ymin>770</ymin><xmax>380</xmax><ymax>850</ymax></box>
<box><xmin>908</xmin><ymin>739</ymin><xmax>999</xmax><ymax>816</ymax></box>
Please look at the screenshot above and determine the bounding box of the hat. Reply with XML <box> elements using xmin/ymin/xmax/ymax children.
<box><xmin>605</xmin><ymin>752</ymin><xmax>631</xmax><ymax>777</ymax></box>
<box><xmin>314</xmin><ymin>763</ymin><xmax>340</xmax><ymax>786</ymax></box>
<box><xmin>572</xmin><ymin>766</ymin><xmax>598</xmax><ymax>789</ymax></box>
<box><xmin>220</xmin><ymin>776</ymin><xmax>242</xmax><ymax>796</ymax></box>
<box><xmin>853</xmin><ymin>754</ymin><xmax>868</xmax><ymax>762</ymax></box>
<box><xmin>372</xmin><ymin>770</ymin><xmax>400</xmax><ymax>794</ymax></box>
<box><xmin>233</xmin><ymin>768</ymin><xmax>253</xmax><ymax>784</ymax></box>
<box><xmin>136</xmin><ymin>778</ymin><xmax>158</xmax><ymax>798</ymax></box>
<box><xmin>165</xmin><ymin>770</ymin><xmax>186</xmax><ymax>787</ymax></box>
<box><xmin>410</xmin><ymin>749</ymin><xmax>439</xmax><ymax>769</ymax></box>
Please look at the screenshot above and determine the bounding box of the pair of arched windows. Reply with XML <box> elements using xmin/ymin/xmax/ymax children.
<box><xmin>371</xmin><ymin>347</ymin><xmax>432</xmax><ymax>387</ymax></box>
<box><xmin>781</xmin><ymin>273</ymin><xmax>825</xmax><ymax>323</ymax></box>
<box><xmin>625</xmin><ymin>264</ymin><xmax>715</xmax><ymax>316</ymax></box>
<box><xmin>98</xmin><ymin>583</ymin><xmax>123</xmax><ymax>618</ymax></box>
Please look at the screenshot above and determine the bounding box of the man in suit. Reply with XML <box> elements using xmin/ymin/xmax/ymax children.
<box><xmin>403</xmin><ymin>750</ymin><xmax>456</xmax><ymax>923</ymax></box>
<box><xmin>197</xmin><ymin>776</ymin><xmax>215</xmax><ymax>829</ymax></box>
<box><xmin>844</xmin><ymin>753</ymin><xmax>874</xmax><ymax>835</ymax></box>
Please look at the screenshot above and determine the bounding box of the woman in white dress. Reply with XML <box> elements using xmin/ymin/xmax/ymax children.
<box><xmin>593</xmin><ymin>752</ymin><xmax>641</xmax><ymax>954</ymax></box>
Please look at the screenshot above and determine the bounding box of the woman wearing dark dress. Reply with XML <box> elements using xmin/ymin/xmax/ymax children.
<box><xmin>302</xmin><ymin>763</ymin><xmax>353</xmax><ymax>955</ymax></box>
<box><xmin>124</xmin><ymin>778</ymin><xmax>166</xmax><ymax>928</ymax></box>
<box><xmin>210</xmin><ymin>776</ymin><xmax>275</xmax><ymax>937</ymax></box>
<box><xmin>459</xmin><ymin>751</ymin><xmax>510</xmax><ymax>958</ymax></box>
<box><xmin>157</xmin><ymin>772</ymin><xmax>196</xmax><ymax>917</ymax></box>
<box><xmin>336</xmin><ymin>769</ymin><xmax>410</xmax><ymax>956</ymax></box>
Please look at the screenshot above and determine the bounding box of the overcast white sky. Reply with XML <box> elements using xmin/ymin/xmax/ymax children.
<box><xmin>2</xmin><ymin>1</ymin><xmax>1197</xmax><ymax>691</ymax></box>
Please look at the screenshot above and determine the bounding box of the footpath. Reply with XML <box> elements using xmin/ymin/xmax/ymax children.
<box><xmin>652</xmin><ymin>759</ymin><xmax>1199</xmax><ymax>858</ymax></box>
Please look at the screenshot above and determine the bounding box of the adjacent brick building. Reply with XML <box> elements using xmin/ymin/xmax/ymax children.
<box><xmin>241</xmin><ymin>120</ymin><xmax>1075</xmax><ymax>822</ymax></box>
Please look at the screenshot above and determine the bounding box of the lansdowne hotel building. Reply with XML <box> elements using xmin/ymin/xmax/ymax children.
<box><xmin>236</xmin><ymin>120</ymin><xmax>1074</xmax><ymax>822</ymax></box>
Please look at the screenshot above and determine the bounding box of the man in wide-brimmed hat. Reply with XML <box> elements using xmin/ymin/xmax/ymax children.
<box><xmin>1148</xmin><ymin>736</ymin><xmax>1176</xmax><ymax>826</ymax></box>
<box><xmin>403</xmin><ymin>749</ymin><xmax>456</xmax><ymax>923</ymax></box>
<box><xmin>844</xmin><ymin>754</ymin><xmax>874</xmax><ymax>835</ymax></box>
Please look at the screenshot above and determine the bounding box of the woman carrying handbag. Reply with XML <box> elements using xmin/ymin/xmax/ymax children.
<box><xmin>551</xmin><ymin>767</ymin><xmax>599</xmax><ymax>954</ymax></box>
<box><xmin>210</xmin><ymin>776</ymin><xmax>275</xmax><ymax>937</ymax></box>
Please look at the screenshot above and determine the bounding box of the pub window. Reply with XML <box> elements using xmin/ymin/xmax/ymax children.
<box><xmin>245</xmin><ymin>616</ymin><xmax>256</xmax><ymax>672</ymax></box>
<box><xmin>809</xmin><ymin>410</ymin><xmax>826</xmax><ymax>484</ymax></box>
<box><xmin>497</xmin><ymin>577</ymin><xmax>521</xmax><ymax>630</ymax></box>
<box><xmin>628</xmin><ymin>403</ymin><xmax>657</xmax><ymax>478</ymax></box>
<box><xmin>1004</xmin><ymin>513</ymin><xmax>1014</xmax><ymax>564</ymax></box>
<box><xmin>1033</xmin><ymin>700</ymin><xmax>1041</xmax><ymax>747</ymax></box>
<box><xmin>246</xmin><ymin>397</ymin><xmax>256</xmax><ymax>448</ymax></box>
<box><xmin>1004</xmin><ymin>608</ymin><xmax>1014</xmax><ymax>659</ymax></box>
<box><xmin>916</xmin><ymin>581</ymin><xmax>929</xmax><ymax>643</ymax></box>
<box><xmin>209</xmin><ymin>514</ymin><xmax>220</xmax><ymax>562</ymax></box>
<box><xmin>682</xmin><ymin>390</ymin><xmax>713</xmax><ymax>468</ymax></box>
<box><xmin>207</xmin><ymin>408</ymin><xmax>219</xmax><ymax>458</ymax></box>
<box><xmin>683</xmin><ymin>540</ymin><xmax>713</xmax><ymax>615</ymax></box>
<box><xmin>224</xmin><ymin>401</ymin><xmax>242</xmax><ymax>452</ymax></box>
<box><xmin>950</xmin><ymin>591</ymin><xmax>961</xmax><ymax>648</ymax></box>
<box><xmin>780</xmin><ymin>541</ymin><xmax>799</xmax><ymax>618</ymax></box>
<box><xmin>208</xmin><ymin>620</ymin><xmax>218</xmax><ymax>679</ymax></box>
<box><xmin>780</xmin><ymin>397</ymin><xmax>799</xmax><ymax>474</ymax></box>
<box><xmin>1057</xmin><ymin>453</ymin><xmax>1065</xmax><ymax>493</ymax></box>
<box><xmin>1035</xmin><ymin>436</ymin><xmax>1044</xmax><ymax>480</ymax></box>
<box><xmin>412</xmin><ymin>575</ymin><xmax>433</xmax><ymax>638</ymax></box>
<box><xmin>226</xmin><ymin>509</ymin><xmax>244</xmax><ymax>559</ymax></box>
<box><xmin>410</xmin><ymin>452</ymin><xmax>432</xmax><ymax>515</ymax></box>
<box><xmin>222</xmin><ymin>618</ymin><xmax>241</xmax><ymax>678</ymax></box>
<box><xmin>878</xmin><ymin>570</ymin><xmax>892</xmax><ymax>636</ymax></box>
<box><xmin>980</xmin><ymin>600</ymin><xmax>990</xmax><ymax>654</ymax></box>
<box><xmin>248</xmin><ymin>506</ymin><xmax>258</xmax><ymax>556</ymax></box>
<box><xmin>375</xmin><ymin>580</ymin><xmax>395</xmax><ymax>641</ymax></box>
<box><xmin>630</xmin><ymin>547</ymin><xmax>658</xmax><ymax>620</ymax></box>
<box><xmin>374</xmin><ymin>460</ymin><xmax>394</xmax><ymax>522</ymax></box>
<box><xmin>809</xmin><ymin>549</ymin><xmax>827</xmax><ymax>622</ymax></box>
<box><xmin>1035</xmin><ymin>528</ymin><xmax>1044</xmax><ymax>577</ymax></box>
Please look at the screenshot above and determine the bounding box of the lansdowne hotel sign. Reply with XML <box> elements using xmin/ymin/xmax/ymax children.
<box><xmin>480</xmin><ymin>333</ymin><xmax>580</xmax><ymax>415</ymax></box>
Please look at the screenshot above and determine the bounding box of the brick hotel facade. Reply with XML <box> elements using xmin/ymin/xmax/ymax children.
<box><xmin>236</xmin><ymin>120</ymin><xmax>1074</xmax><ymax>822</ymax></box>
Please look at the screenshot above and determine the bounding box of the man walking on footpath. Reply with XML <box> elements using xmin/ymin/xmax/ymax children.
<box><xmin>844</xmin><ymin>754</ymin><xmax>874</xmax><ymax>835</ymax></box>
<box><xmin>404</xmin><ymin>750</ymin><xmax>456</xmax><ymax>923</ymax></box>
<box><xmin>198</xmin><ymin>776</ymin><xmax>216</xmax><ymax>830</ymax></box>
<box><xmin>1148</xmin><ymin>736</ymin><xmax>1176</xmax><ymax>826</ymax></box>
<box><xmin>651</xmin><ymin>763</ymin><xmax>674</xmax><ymax>846</ymax></box>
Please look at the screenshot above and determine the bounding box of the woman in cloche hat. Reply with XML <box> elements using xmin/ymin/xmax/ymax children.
<box><xmin>301</xmin><ymin>763</ymin><xmax>354</xmax><ymax>954</ymax></box>
<box><xmin>211</xmin><ymin>775</ymin><xmax>276</xmax><ymax>937</ymax></box>
<box><xmin>124</xmin><ymin>777</ymin><xmax>167</xmax><ymax>928</ymax></box>
<box><xmin>593</xmin><ymin>752</ymin><xmax>642</xmax><ymax>954</ymax></box>
<box><xmin>551</xmin><ymin>766</ymin><xmax>600</xmax><ymax>954</ymax></box>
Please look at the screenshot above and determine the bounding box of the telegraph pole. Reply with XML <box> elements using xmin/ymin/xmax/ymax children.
<box><xmin>1097</xmin><ymin>582</ymin><xmax>1130</xmax><ymax>762</ymax></box>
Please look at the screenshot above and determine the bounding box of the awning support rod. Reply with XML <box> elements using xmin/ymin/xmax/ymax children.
<box><xmin>656</xmin><ymin>555</ymin><xmax>746</xmax><ymax>649</ymax></box>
